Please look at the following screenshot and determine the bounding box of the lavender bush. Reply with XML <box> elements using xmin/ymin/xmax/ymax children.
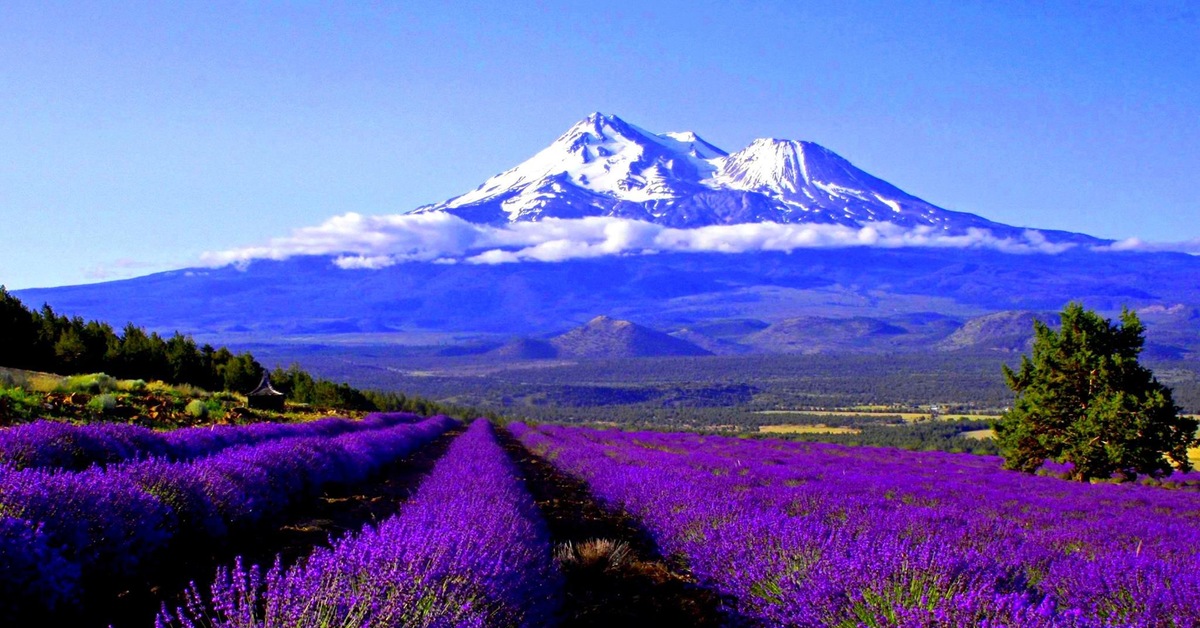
<box><xmin>0</xmin><ymin>414</ymin><xmax>454</xmax><ymax>616</ymax></box>
<box><xmin>512</xmin><ymin>423</ymin><xmax>1200</xmax><ymax>626</ymax></box>
<box><xmin>0</xmin><ymin>516</ymin><xmax>81</xmax><ymax>619</ymax></box>
<box><xmin>0</xmin><ymin>411</ymin><xmax>424</xmax><ymax>471</ymax></box>
<box><xmin>161</xmin><ymin>420</ymin><xmax>562</xmax><ymax>628</ymax></box>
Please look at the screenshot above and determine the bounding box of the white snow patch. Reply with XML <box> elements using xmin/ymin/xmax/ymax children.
<box><xmin>875</xmin><ymin>194</ymin><xmax>903</xmax><ymax>213</ymax></box>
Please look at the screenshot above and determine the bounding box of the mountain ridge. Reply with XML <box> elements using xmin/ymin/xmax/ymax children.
<box><xmin>14</xmin><ymin>114</ymin><xmax>1199</xmax><ymax>361</ymax></box>
<box><xmin>411</xmin><ymin>112</ymin><xmax>1100</xmax><ymax>245</ymax></box>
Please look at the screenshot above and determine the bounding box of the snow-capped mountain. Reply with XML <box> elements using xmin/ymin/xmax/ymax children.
<box><xmin>20</xmin><ymin>112</ymin><xmax>1200</xmax><ymax>347</ymax></box>
<box><xmin>412</xmin><ymin>112</ymin><xmax>1079</xmax><ymax>239</ymax></box>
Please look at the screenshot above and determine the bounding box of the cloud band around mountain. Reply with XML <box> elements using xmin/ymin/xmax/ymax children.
<box><xmin>198</xmin><ymin>212</ymin><xmax>1098</xmax><ymax>270</ymax></box>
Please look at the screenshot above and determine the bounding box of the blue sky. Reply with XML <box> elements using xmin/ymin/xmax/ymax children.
<box><xmin>2</xmin><ymin>1</ymin><xmax>1197</xmax><ymax>289</ymax></box>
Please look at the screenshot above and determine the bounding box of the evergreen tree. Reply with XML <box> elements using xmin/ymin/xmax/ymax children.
<box><xmin>994</xmin><ymin>302</ymin><xmax>1198</xmax><ymax>481</ymax></box>
<box><xmin>219</xmin><ymin>352</ymin><xmax>263</xmax><ymax>393</ymax></box>
<box><xmin>0</xmin><ymin>286</ymin><xmax>39</xmax><ymax>369</ymax></box>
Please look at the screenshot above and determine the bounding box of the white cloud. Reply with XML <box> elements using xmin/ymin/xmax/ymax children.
<box><xmin>202</xmin><ymin>212</ymin><xmax>1100</xmax><ymax>270</ymax></box>
<box><xmin>82</xmin><ymin>258</ymin><xmax>166</xmax><ymax>281</ymax></box>
<box><xmin>199</xmin><ymin>212</ymin><xmax>483</xmax><ymax>267</ymax></box>
<box><xmin>1096</xmin><ymin>237</ymin><xmax>1200</xmax><ymax>255</ymax></box>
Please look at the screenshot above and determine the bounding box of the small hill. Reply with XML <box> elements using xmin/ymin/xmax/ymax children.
<box><xmin>937</xmin><ymin>311</ymin><xmax>1048</xmax><ymax>353</ymax></box>
<box><xmin>549</xmin><ymin>316</ymin><xmax>712</xmax><ymax>358</ymax></box>
<box><xmin>745</xmin><ymin>316</ymin><xmax>913</xmax><ymax>354</ymax></box>
<box><xmin>678</xmin><ymin>318</ymin><xmax>770</xmax><ymax>339</ymax></box>
<box><xmin>489</xmin><ymin>338</ymin><xmax>560</xmax><ymax>360</ymax></box>
<box><xmin>1135</xmin><ymin>304</ymin><xmax>1200</xmax><ymax>359</ymax></box>
<box><xmin>669</xmin><ymin>328</ymin><xmax>752</xmax><ymax>355</ymax></box>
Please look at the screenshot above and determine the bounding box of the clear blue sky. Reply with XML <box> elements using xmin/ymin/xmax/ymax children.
<box><xmin>2</xmin><ymin>1</ymin><xmax>1197</xmax><ymax>289</ymax></box>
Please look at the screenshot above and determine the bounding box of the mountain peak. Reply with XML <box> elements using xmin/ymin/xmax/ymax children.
<box><xmin>561</xmin><ymin>112</ymin><xmax>641</xmax><ymax>145</ymax></box>
<box><xmin>427</xmin><ymin>112</ymin><xmax>723</xmax><ymax>219</ymax></box>
<box><xmin>586</xmin><ymin>315</ymin><xmax>633</xmax><ymax>330</ymax></box>
<box><xmin>411</xmin><ymin>112</ymin><xmax>1087</xmax><ymax>241</ymax></box>
<box><xmin>716</xmin><ymin>138</ymin><xmax>817</xmax><ymax>195</ymax></box>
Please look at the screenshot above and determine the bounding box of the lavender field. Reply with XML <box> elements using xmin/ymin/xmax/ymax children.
<box><xmin>2</xmin><ymin>417</ymin><xmax>1199</xmax><ymax>626</ymax></box>
<box><xmin>514</xmin><ymin>424</ymin><xmax>1200</xmax><ymax>626</ymax></box>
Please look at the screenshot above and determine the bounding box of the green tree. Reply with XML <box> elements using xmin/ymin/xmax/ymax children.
<box><xmin>994</xmin><ymin>302</ymin><xmax>1197</xmax><ymax>481</ymax></box>
<box><xmin>0</xmin><ymin>286</ymin><xmax>40</xmax><ymax>369</ymax></box>
<box><xmin>218</xmin><ymin>352</ymin><xmax>263</xmax><ymax>393</ymax></box>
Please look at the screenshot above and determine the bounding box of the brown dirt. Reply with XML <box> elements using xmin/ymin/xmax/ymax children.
<box><xmin>497</xmin><ymin>426</ymin><xmax>754</xmax><ymax>627</ymax></box>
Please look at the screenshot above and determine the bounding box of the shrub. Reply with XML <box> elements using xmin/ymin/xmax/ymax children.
<box><xmin>61</xmin><ymin>373</ymin><xmax>117</xmax><ymax>394</ymax></box>
<box><xmin>0</xmin><ymin>369</ymin><xmax>28</xmax><ymax>388</ymax></box>
<box><xmin>117</xmin><ymin>379</ymin><xmax>147</xmax><ymax>392</ymax></box>
<box><xmin>185</xmin><ymin>400</ymin><xmax>209</xmax><ymax>419</ymax></box>
<box><xmin>87</xmin><ymin>394</ymin><xmax>117</xmax><ymax>413</ymax></box>
<box><xmin>0</xmin><ymin>388</ymin><xmax>40</xmax><ymax>421</ymax></box>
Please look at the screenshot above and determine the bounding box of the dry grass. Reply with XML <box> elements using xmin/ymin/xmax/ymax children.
<box><xmin>758</xmin><ymin>424</ymin><xmax>862</xmax><ymax>435</ymax></box>
<box><xmin>756</xmin><ymin>410</ymin><xmax>929</xmax><ymax>422</ymax></box>
<box><xmin>960</xmin><ymin>428</ymin><xmax>995</xmax><ymax>440</ymax></box>
<box><xmin>755</xmin><ymin>409</ymin><xmax>1000</xmax><ymax>423</ymax></box>
<box><xmin>555</xmin><ymin>539</ymin><xmax>633</xmax><ymax>572</ymax></box>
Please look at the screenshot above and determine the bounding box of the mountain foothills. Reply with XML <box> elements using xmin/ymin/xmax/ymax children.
<box><xmin>498</xmin><ymin>315</ymin><xmax>712</xmax><ymax>359</ymax></box>
<box><xmin>13</xmin><ymin>113</ymin><xmax>1200</xmax><ymax>358</ymax></box>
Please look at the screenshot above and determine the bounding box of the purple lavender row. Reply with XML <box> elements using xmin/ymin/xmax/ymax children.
<box><xmin>512</xmin><ymin>424</ymin><xmax>1200</xmax><ymax>627</ymax></box>
<box><xmin>0</xmin><ymin>415</ymin><xmax>456</xmax><ymax>620</ymax></box>
<box><xmin>161</xmin><ymin>420</ymin><xmax>562</xmax><ymax>628</ymax></box>
<box><xmin>0</xmin><ymin>411</ymin><xmax>426</xmax><ymax>471</ymax></box>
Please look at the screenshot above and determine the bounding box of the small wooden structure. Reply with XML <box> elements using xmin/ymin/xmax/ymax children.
<box><xmin>247</xmin><ymin>373</ymin><xmax>286</xmax><ymax>411</ymax></box>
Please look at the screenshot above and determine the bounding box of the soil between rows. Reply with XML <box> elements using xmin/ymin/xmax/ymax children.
<box><xmin>95</xmin><ymin>426</ymin><xmax>464</xmax><ymax>628</ymax></box>
<box><xmin>497</xmin><ymin>426</ymin><xmax>751</xmax><ymax>627</ymax></box>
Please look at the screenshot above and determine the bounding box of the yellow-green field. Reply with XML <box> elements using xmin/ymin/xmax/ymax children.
<box><xmin>755</xmin><ymin>410</ymin><xmax>1000</xmax><ymax>423</ymax></box>
<box><xmin>755</xmin><ymin>410</ymin><xmax>927</xmax><ymax>421</ymax></box>
<box><xmin>758</xmin><ymin>424</ymin><xmax>862</xmax><ymax>435</ymax></box>
<box><xmin>960</xmin><ymin>428</ymin><xmax>995</xmax><ymax>440</ymax></box>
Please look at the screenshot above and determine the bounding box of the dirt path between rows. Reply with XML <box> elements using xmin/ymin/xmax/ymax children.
<box><xmin>497</xmin><ymin>426</ymin><xmax>753</xmax><ymax>627</ymax></box>
<box><xmin>94</xmin><ymin>426</ymin><xmax>464</xmax><ymax>628</ymax></box>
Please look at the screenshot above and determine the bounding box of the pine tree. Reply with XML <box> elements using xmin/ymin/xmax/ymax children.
<box><xmin>994</xmin><ymin>302</ymin><xmax>1197</xmax><ymax>481</ymax></box>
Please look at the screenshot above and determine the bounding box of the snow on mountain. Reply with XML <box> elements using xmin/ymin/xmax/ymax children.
<box><xmin>708</xmin><ymin>138</ymin><xmax>1003</xmax><ymax>231</ymax></box>
<box><xmin>427</xmin><ymin>112</ymin><xmax>724</xmax><ymax>222</ymax></box>
<box><xmin>412</xmin><ymin>112</ymin><xmax>1069</xmax><ymax>239</ymax></box>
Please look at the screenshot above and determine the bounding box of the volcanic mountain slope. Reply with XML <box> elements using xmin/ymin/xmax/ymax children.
<box><xmin>546</xmin><ymin>316</ymin><xmax>712</xmax><ymax>359</ymax></box>
<box><xmin>412</xmin><ymin>112</ymin><xmax>1095</xmax><ymax>244</ymax></box>
<box><xmin>668</xmin><ymin>328</ymin><xmax>754</xmax><ymax>356</ymax></box>
<box><xmin>936</xmin><ymin>311</ymin><xmax>1052</xmax><ymax>353</ymax></box>
<box><xmin>490</xmin><ymin>338</ymin><xmax>560</xmax><ymax>360</ymax></box>
<box><xmin>17</xmin><ymin>247</ymin><xmax>1200</xmax><ymax>348</ymax></box>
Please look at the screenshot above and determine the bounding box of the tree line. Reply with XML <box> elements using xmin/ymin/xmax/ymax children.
<box><xmin>0</xmin><ymin>286</ymin><xmax>451</xmax><ymax>414</ymax></box>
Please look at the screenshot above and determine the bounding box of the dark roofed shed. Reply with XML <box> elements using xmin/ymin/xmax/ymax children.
<box><xmin>247</xmin><ymin>373</ymin><xmax>286</xmax><ymax>411</ymax></box>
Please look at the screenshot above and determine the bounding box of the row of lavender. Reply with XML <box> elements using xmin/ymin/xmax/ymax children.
<box><xmin>0</xmin><ymin>411</ymin><xmax>428</xmax><ymax>471</ymax></box>
<box><xmin>162</xmin><ymin>419</ymin><xmax>562</xmax><ymax>628</ymax></box>
<box><xmin>0</xmin><ymin>414</ymin><xmax>456</xmax><ymax>620</ymax></box>
<box><xmin>512</xmin><ymin>424</ymin><xmax>1200</xmax><ymax>626</ymax></box>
